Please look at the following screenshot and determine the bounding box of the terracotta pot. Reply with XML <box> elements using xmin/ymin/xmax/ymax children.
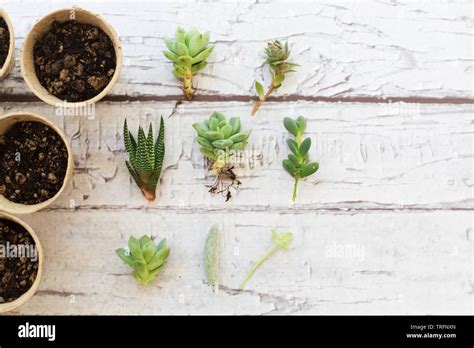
<box><xmin>0</xmin><ymin>8</ymin><xmax>15</xmax><ymax>80</ymax></box>
<box><xmin>0</xmin><ymin>212</ymin><xmax>43</xmax><ymax>313</ymax></box>
<box><xmin>0</xmin><ymin>112</ymin><xmax>74</xmax><ymax>214</ymax></box>
<box><xmin>21</xmin><ymin>6</ymin><xmax>122</xmax><ymax>107</ymax></box>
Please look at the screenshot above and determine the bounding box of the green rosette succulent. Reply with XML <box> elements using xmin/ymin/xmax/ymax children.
<box><xmin>252</xmin><ymin>40</ymin><xmax>298</xmax><ymax>116</ymax></box>
<box><xmin>163</xmin><ymin>27</ymin><xmax>214</xmax><ymax>101</ymax></box>
<box><xmin>116</xmin><ymin>235</ymin><xmax>170</xmax><ymax>286</ymax></box>
<box><xmin>193</xmin><ymin>112</ymin><xmax>251</xmax><ymax>201</ymax></box>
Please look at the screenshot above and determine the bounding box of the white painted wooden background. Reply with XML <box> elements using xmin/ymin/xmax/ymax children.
<box><xmin>0</xmin><ymin>0</ymin><xmax>472</xmax><ymax>314</ymax></box>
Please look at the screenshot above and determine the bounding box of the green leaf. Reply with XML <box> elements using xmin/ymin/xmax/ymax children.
<box><xmin>136</xmin><ymin>126</ymin><xmax>152</xmax><ymax>175</ymax></box>
<box><xmin>164</xmin><ymin>37</ymin><xmax>176</xmax><ymax>53</ymax></box>
<box><xmin>196</xmin><ymin>136</ymin><xmax>213</xmax><ymax>149</ymax></box>
<box><xmin>272</xmin><ymin>230</ymin><xmax>293</xmax><ymax>250</ymax></box>
<box><xmin>220</xmin><ymin>124</ymin><xmax>233</xmax><ymax>138</ymax></box>
<box><xmin>176</xmin><ymin>55</ymin><xmax>193</xmax><ymax>66</ymax></box>
<box><xmin>163</xmin><ymin>50</ymin><xmax>178</xmax><ymax>62</ymax></box>
<box><xmin>229</xmin><ymin>132</ymin><xmax>249</xmax><ymax>143</ymax></box>
<box><xmin>209</xmin><ymin>117</ymin><xmax>219</xmax><ymax>131</ymax></box>
<box><xmin>296</xmin><ymin>116</ymin><xmax>306</xmax><ymax>133</ymax></box>
<box><xmin>205</xmin><ymin>130</ymin><xmax>224</xmax><ymax>141</ymax></box>
<box><xmin>148</xmin><ymin>247</ymin><xmax>170</xmax><ymax>271</ymax></box>
<box><xmin>128</xmin><ymin>236</ymin><xmax>143</xmax><ymax>261</ymax></box>
<box><xmin>204</xmin><ymin>225</ymin><xmax>220</xmax><ymax>294</ymax></box>
<box><xmin>282</xmin><ymin>159</ymin><xmax>297</xmax><ymax>176</ymax></box>
<box><xmin>300</xmin><ymin>162</ymin><xmax>319</xmax><ymax>178</ymax></box>
<box><xmin>255</xmin><ymin>81</ymin><xmax>265</xmax><ymax>101</ymax></box>
<box><xmin>116</xmin><ymin>248</ymin><xmax>134</xmax><ymax>266</ymax></box>
<box><xmin>283</xmin><ymin>117</ymin><xmax>299</xmax><ymax>137</ymax></box>
<box><xmin>189</xmin><ymin>34</ymin><xmax>204</xmax><ymax>57</ymax></box>
<box><xmin>273</xmin><ymin>74</ymin><xmax>285</xmax><ymax>88</ymax></box>
<box><xmin>288</xmin><ymin>154</ymin><xmax>300</xmax><ymax>167</ymax></box>
<box><xmin>185</xmin><ymin>28</ymin><xmax>199</xmax><ymax>45</ymax></box>
<box><xmin>287</xmin><ymin>139</ymin><xmax>299</xmax><ymax>156</ymax></box>
<box><xmin>154</xmin><ymin>116</ymin><xmax>165</xmax><ymax>174</ymax></box>
<box><xmin>192</xmin><ymin>123</ymin><xmax>208</xmax><ymax>137</ymax></box>
<box><xmin>191</xmin><ymin>61</ymin><xmax>208</xmax><ymax>73</ymax></box>
<box><xmin>200</xmin><ymin>147</ymin><xmax>218</xmax><ymax>161</ymax></box>
<box><xmin>229</xmin><ymin>117</ymin><xmax>241</xmax><ymax>135</ymax></box>
<box><xmin>174</xmin><ymin>42</ymin><xmax>189</xmax><ymax>56</ymax></box>
<box><xmin>230</xmin><ymin>141</ymin><xmax>247</xmax><ymax>150</ymax></box>
<box><xmin>298</xmin><ymin>137</ymin><xmax>311</xmax><ymax>157</ymax></box>
<box><xmin>212</xmin><ymin>139</ymin><xmax>233</xmax><ymax>150</ymax></box>
<box><xmin>191</xmin><ymin>46</ymin><xmax>213</xmax><ymax>64</ymax></box>
<box><xmin>141</xmin><ymin>239</ymin><xmax>156</xmax><ymax>263</ymax></box>
<box><xmin>175</xmin><ymin>27</ymin><xmax>186</xmax><ymax>44</ymax></box>
<box><xmin>146</xmin><ymin>123</ymin><xmax>154</xmax><ymax>166</ymax></box>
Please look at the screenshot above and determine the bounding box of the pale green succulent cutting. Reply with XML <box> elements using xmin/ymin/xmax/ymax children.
<box><xmin>163</xmin><ymin>27</ymin><xmax>214</xmax><ymax>100</ymax></box>
<box><xmin>204</xmin><ymin>225</ymin><xmax>220</xmax><ymax>294</ymax></box>
<box><xmin>193</xmin><ymin>112</ymin><xmax>251</xmax><ymax>172</ymax></box>
<box><xmin>116</xmin><ymin>235</ymin><xmax>170</xmax><ymax>286</ymax></box>
<box><xmin>123</xmin><ymin>117</ymin><xmax>165</xmax><ymax>201</ymax></box>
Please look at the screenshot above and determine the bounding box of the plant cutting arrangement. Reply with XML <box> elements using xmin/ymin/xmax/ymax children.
<box><xmin>193</xmin><ymin>112</ymin><xmax>251</xmax><ymax>201</ymax></box>
<box><xmin>123</xmin><ymin>117</ymin><xmax>165</xmax><ymax>201</ymax></box>
<box><xmin>0</xmin><ymin>9</ymin><xmax>14</xmax><ymax>80</ymax></box>
<box><xmin>116</xmin><ymin>235</ymin><xmax>170</xmax><ymax>286</ymax></box>
<box><xmin>163</xmin><ymin>27</ymin><xmax>214</xmax><ymax>101</ymax></box>
<box><xmin>282</xmin><ymin>116</ymin><xmax>319</xmax><ymax>201</ymax></box>
<box><xmin>21</xmin><ymin>7</ymin><xmax>123</xmax><ymax>106</ymax></box>
<box><xmin>252</xmin><ymin>40</ymin><xmax>298</xmax><ymax>116</ymax></box>
<box><xmin>0</xmin><ymin>212</ymin><xmax>43</xmax><ymax>313</ymax></box>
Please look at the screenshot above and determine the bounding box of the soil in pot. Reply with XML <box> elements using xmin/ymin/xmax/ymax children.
<box><xmin>0</xmin><ymin>218</ymin><xmax>39</xmax><ymax>304</ymax></box>
<box><xmin>33</xmin><ymin>20</ymin><xmax>116</xmax><ymax>102</ymax></box>
<box><xmin>0</xmin><ymin>17</ymin><xmax>10</xmax><ymax>69</ymax></box>
<box><xmin>0</xmin><ymin>121</ymin><xmax>68</xmax><ymax>205</ymax></box>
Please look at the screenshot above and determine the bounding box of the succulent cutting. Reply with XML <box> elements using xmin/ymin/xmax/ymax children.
<box><xmin>282</xmin><ymin>116</ymin><xmax>319</xmax><ymax>201</ymax></box>
<box><xmin>123</xmin><ymin>117</ymin><xmax>165</xmax><ymax>201</ymax></box>
<box><xmin>193</xmin><ymin>112</ymin><xmax>251</xmax><ymax>201</ymax></box>
<box><xmin>204</xmin><ymin>225</ymin><xmax>220</xmax><ymax>294</ymax></box>
<box><xmin>240</xmin><ymin>230</ymin><xmax>293</xmax><ymax>290</ymax></box>
<box><xmin>163</xmin><ymin>27</ymin><xmax>214</xmax><ymax>101</ymax></box>
<box><xmin>116</xmin><ymin>235</ymin><xmax>170</xmax><ymax>286</ymax></box>
<box><xmin>252</xmin><ymin>40</ymin><xmax>298</xmax><ymax>116</ymax></box>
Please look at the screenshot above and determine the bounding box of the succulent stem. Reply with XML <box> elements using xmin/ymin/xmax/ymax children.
<box><xmin>292</xmin><ymin>177</ymin><xmax>299</xmax><ymax>202</ymax></box>
<box><xmin>240</xmin><ymin>244</ymin><xmax>277</xmax><ymax>290</ymax></box>
<box><xmin>251</xmin><ymin>84</ymin><xmax>275</xmax><ymax>116</ymax></box>
<box><xmin>183</xmin><ymin>67</ymin><xmax>195</xmax><ymax>100</ymax></box>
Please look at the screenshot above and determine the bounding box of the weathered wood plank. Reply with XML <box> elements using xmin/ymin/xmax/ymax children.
<box><xmin>7</xmin><ymin>210</ymin><xmax>472</xmax><ymax>315</ymax></box>
<box><xmin>1</xmin><ymin>101</ymin><xmax>472</xmax><ymax>210</ymax></box>
<box><xmin>0</xmin><ymin>0</ymin><xmax>472</xmax><ymax>100</ymax></box>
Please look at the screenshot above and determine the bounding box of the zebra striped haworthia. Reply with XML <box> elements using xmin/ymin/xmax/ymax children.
<box><xmin>123</xmin><ymin>117</ymin><xmax>165</xmax><ymax>201</ymax></box>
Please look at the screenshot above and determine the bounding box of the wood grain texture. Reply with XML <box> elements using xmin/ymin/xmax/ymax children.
<box><xmin>0</xmin><ymin>0</ymin><xmax>473</xmax><ymax>101</ymax></box>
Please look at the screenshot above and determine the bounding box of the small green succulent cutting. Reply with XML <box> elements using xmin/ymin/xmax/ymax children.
<box><xmin>163</xmin><ymin>27</ymin><xmax>214</xmax><ymax>101</ymax></box>
<box><xmin>123</xmin><ymin>117</ymin><xmax>165</xmax><ymax>201</ymax></box>
<box><xmin>116</xmin><ymin>235</ymin><xmax>170</xmax><ymax>286</ymax></box>
<box><xmin>282</xmin><ymin>116</ymin><xmax>319</xmax><ymax>201</ymax></box>
<box><xmin>240</xmin><ymin>230</ymin><xmax>293</xmax><ymax>290</ymax></box>
<box><xmin>252</xmin><ymin>40</ymin><xmax>298</xmax><ymax>116</ymax></box>
<box><xmin>204</xmin><ymin>225</ymin><xmax>220</xmax><ymax>294</ymax></box>
<box><xmin>193</xmin><ymin>112</ymin><xmax>251</xmax><ymax>201</ymax></box>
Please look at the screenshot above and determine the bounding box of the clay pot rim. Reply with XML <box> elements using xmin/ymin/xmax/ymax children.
<box><xmin>21</xmin><ymin>6</ymin><xmax>123</xmax><ymax>107</ymax></box>
<box><xmin>0</xmin><ymin>8</ymin><xmax>16</xmax><ymax>80</ymax></box>
<box><xmin>0</xmin><ymin>112</ymin><xmax>74</xmax><ymax>214</ymax></box>
<box><xmin>0</xmin><ymin>212</ymin><xmax>43</xmax><ymax>313</ymax></box>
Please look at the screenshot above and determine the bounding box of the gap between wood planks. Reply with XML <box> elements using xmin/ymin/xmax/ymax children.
<box><xmin>1</xmin><ymin>94</ymin><xmax>474</xmax><ymax>104</ymax></box>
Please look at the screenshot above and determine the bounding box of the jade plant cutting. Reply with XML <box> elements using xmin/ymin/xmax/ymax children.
<box><xmin>240</xmin><ymin>230</ymin><xmax>293</xmax><ymax>290</ymax></box>
<box><xmin>123</xmin><ymin>117</ymin><xmax>165</xmax><ymax>201</ymax></box>
<box><xmin>252</xmin><ymin>40</ymin><xmax>298</xmax><ymax>116</ymax></box>
<box><xmin>282</xmin><ymin>116</ymin><xmax>319</xmax><ymax>201</ymax></box>
<box><xmin>163</xmin><ymin>27</ymin><xmax>214</xmax><ymax>100</ymax></box>
<box><xmin>193</xmin><ymin>112</ymin><xmax>251</xmax><ymax>201</ymax></box>
<box><xmin>116</xmin><ymin>235</ymin><xmax>170</xmax><ymax>286</ymax></box>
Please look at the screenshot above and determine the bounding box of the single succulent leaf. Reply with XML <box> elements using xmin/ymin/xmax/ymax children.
<box><xmin>189</xmin><ymin>34</ymin><xmax>204</xmax><ymax>56</ymax></box>
<box><xmin>205</xmin><ymin>130</ymin><xmax>224</xmax><ymax>141</ymax></box>
<box><xmin>174</xmin><ymin>42</ymin><xmax>189</xmax><ymax>56</ymax></box>
<box><xmin>212</xmin><ymin>139</ymin><xmax>233</xmax><ymax>150</ymax></box>
<box><xmin>255</xmin><ymin>81</ymin><xmax>265</xmax><ymax>101</ymax></box>
<box><xmin>148</xmin><ymin>248</ymin><xmax>170</xmax><ymax>271</ymax></box>
<box><xmin>296</xmin><ymin>116</ymin><xmax>306</xmax><ymax>133</ymax></box>
<box><xmin>156</xmin><ymin>238</ymin><xmax>167</xmax><ymax>251</ymax></box>
<box><xmin>175</xmin><ymin>27</ymin><xmax>186</xmax><ymax>43</ymax></box>
<box><xmin>191</xmin><ymin>61</ymin><xmax>208</xmax><ymax>74</ymax></box>
<box><xmin>193</xmin><ymin>123</ymin><xmax>209</xmax><ymax>138</ymax></box>
<box><xmin>116</xmin><ymin>248</ymin><xmax>134</xmax><ymax>266</ymax></box>
<box><xmin>288</xmin><ymin>154</ymin><xmax>300</xmax><ymax>167</ymax></box>
<box><xmin>220</xmin><ymin>124</ymin><xmax>233</xmax><ymax>138</ymax></box>
<box><xmin>299</xmin><ymin>162</ymin><xmax>319</xmax><ymax>178</ymax></box>
<box><xmin>128</xmin><ymin>236</ymin><xmax>143</xmax><ymax>261</ymax></box>
<box><xmin>191</xmin><ymin>46</ymin><xmax>213</xmax><ymax>64</ymax></box>
<box><xmin>154</xmin><ymin>116</ymin><xmax>165</xmax><ymax>175</ymax></box>
<box><xmin>164</xmin><ymin>37</ymin><xmax>176</xmax><ymax>53</ymax></box>
<box><xmin>146</xmin><ymin>123</ymin><xmax>154</xmax><ymax>167</ymax></box>
<box><xmin>272</xmin><ymin>230</ymin><xmax>294</xmax><ymax>250</ymax></box>
<box><xmin>283</xmin><ymin>159</ymin><xmax>297</xmax><ymax>176</ymax></box>
<box><xmin>230</xmin><ymin>141</ymin><xmax>247</xmax><ymax>150</ymax></box>
<box><xmin>287</xmin><ymin>139</ymin><xmax>299</xmax><ymax>156</ymax></box>
<box><xmin>229</xmin><ymin>117</ymin><xmax>241</xmax><ymax>135</ymax></box>
<box><xmin>185</xmin><ymin>28</ymin><xmax>199</xmax><ymax>45</ymax></box>
<box><xmin>212</xmin><ymin>112</ymin><xmax>226</xmax><ymax>122</ymax></box>
<box><xmin>229</xmin><ymin>132</ymin><xmax>248</xmax><ymax>143</ymax></box>
<box><xmin>298</xmin><ymin>137</ymin><xmax>311</xmax><ymax>157</ymax></box>
<box><xmin>177</xmin><ymin>55</ymin><xmax>193</xmax><ymax>66</ymax></box>
<box><xmin>204</xmin><ymin>225</ymin><xmax>220</xmax><ymax>294</ymax></box>
<box><xmin>196</xmin><ymin>136</ymin><xmax>213</xmax><ymax>149</ymax></box>
<box><xmin>172</xmin><ymin>68</ymin><xmax>185</xmax><ymax>79</ymax></box>
<box><xmin>283</xmin><ymin>117</ymin><xmax>299</xmax><ymax>137</ymax></box>
<box><xmin>209</xmin><ymin>117</ymin><xmax>219</xmax><ymax>131</ymax></box>
<box><xmin>136</xmin><ymin>126</ymin><xmax>152</xmax><ymax>175</ymax></box>
<box><xmin>273</xmin><ymin>74</ymin><xmax>285</xmax><ymax>88</ymax></box>
<box><xmin>163</xmin><ymin>50</ymin><xmax>178</xmax><ymax>62</ymax></box>
<box><xmin>141</xmin><ymin>239</ymin><xmax>156</xmax><ymax>263</ymax></box>
<box><xmin>200</xmin><ymin>147</ymin><xmax>218</xmax><ymax>161</ymax></box>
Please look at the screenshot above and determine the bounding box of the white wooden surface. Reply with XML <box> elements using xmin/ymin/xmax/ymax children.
<box><xmin>0</xmin><ymin>0</ymin><xmax>472</xmax><ymax>315</ymax></box>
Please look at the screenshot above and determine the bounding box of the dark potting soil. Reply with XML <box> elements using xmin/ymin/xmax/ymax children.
<box><xmin>0</xmin><ymin>121</ymin><xmax>68</xmax><ymax>205</ymax></box>
<box><xmin>33</xmin><ymin>20</ymin><xmax>116</xmax><ymax>102</ymax></box>
<box><xmin>0</xmin><ymin>218</ymin><xmax>39</xmax><ymax>303</ymax></box>
<box><xmin>0</xmin><ymin>17</ymin><xmax>10</xmax><ymax>69</ymax></box>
